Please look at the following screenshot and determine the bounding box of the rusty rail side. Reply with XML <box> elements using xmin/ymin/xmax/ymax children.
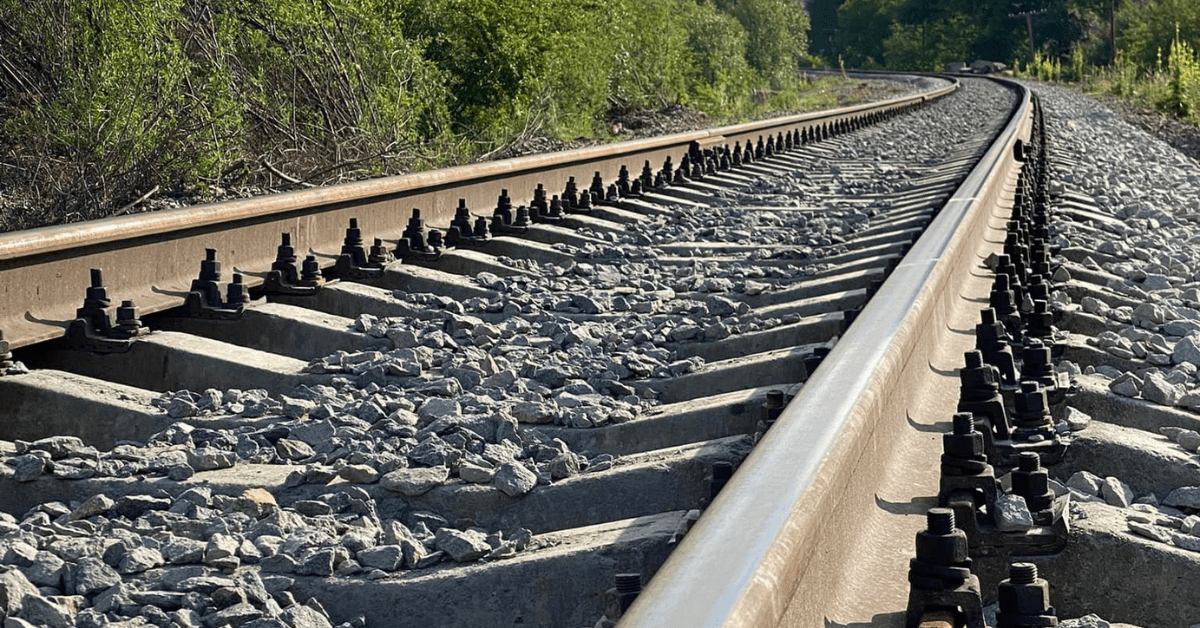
<box><xmin>0</xmin><ymin>79</ymin><xmax>957</xmax><ymax>350</ymax></box>
<box><xmin>616</xmin><ymin>78</ymin><xmax>1031</xmax><ymax>628</ymax></box>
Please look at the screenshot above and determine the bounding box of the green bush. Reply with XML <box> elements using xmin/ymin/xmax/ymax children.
<box><xmin>1165</xmin><ymin>28</ymin><xmax>1200</xmax><ymax>118</ymax></box>
<box><xmin>716</xmin><ymin>0</ymin><xmax>810</xmax><ymax>88</ymax></box>
<box><xmin>881</xmin><ymin>15</ymin><xmax>978</xmax><ymax>71</ymax></box>
<box><xmin>0</xmin><ymin>0</ymin><xmax>451</xmax><ymax>224</ymax></box>
<box><xmin>0</xmin><ymin>0</ymin><xmax>818</xmax><ymax>227</ymax></box>
<box><xmin>682</xmin><ymin>2</ymin><xmax>756</xmax><ymax>115</ymax></box>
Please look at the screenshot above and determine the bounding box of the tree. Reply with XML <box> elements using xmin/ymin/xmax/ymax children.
<box><xmin>836</xmin><ymin>0</ymin><xmax>902</xmax><ymax>67</ymax></box>
<box><xmin>808</xmin><ymin>0</ymin><xmax>845</xmax><ymax>62</ymax></box>
<box><xmin>714</xmin><ymin>0</ymin><xmax>811</xmax><ymax>87</ymax></box>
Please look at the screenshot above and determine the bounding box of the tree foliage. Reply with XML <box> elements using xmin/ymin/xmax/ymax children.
<box><xmin>0</xmin><ymin>0</ymin><xmax>812</xmax><ymax>225</ymax></box>
<box><xmin>815</xmin><ymin>0</ymin><xmax>1122</xmax><ymax>71</ymax></box>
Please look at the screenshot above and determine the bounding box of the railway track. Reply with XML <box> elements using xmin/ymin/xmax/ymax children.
<box><xmin>2</xmin><ymin>73</ymin><xmax>1178</xmax><ymax>628</ymax></box>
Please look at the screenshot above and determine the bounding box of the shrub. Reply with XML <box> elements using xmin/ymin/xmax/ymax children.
<box><xmin>1166</xmin><ymin>27</ymin><xmax>1200</xmax><ymax>118</ymax></box>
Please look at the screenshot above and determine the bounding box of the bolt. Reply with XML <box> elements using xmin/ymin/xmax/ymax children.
<box><xmin>530</xmin><ymin>184</ymin><xmax>548</xmax><ymax>215</ymax></box>
<box><xmin>953</xmin><ymin>412</ymin><xmax>974</xmax><ymax>435</ymax></box>
<box><xmin>222</xmin><ymin>273</ymin><xmax>247</xmax><ymax>307</ymax></box>
<box><xmin>1009</xmin><ymin>563</ymin><xmax>1037</xmax><ymax>585</ymax></box>
<box><xmin>402</xmin><ymin>209</ymin><xmax>427</xmax><ymax>251</ymax></box>
<box><xmin>804</xmin><ymin>346</ymin><xmax>831</xmax><ymax>376</ymax></box>
<box><xmin>514</xmin><ymin>206</ymin><xmax>530</xmax><ymax>227</ymax></box>
<box><xmin>344</xmin><ymin>219</ymin><xmax>364</xmax><ymax>248</ymax></box>
<box><xmin>0</xmin><ymin>330</ymin><xmax>12</xmax><ymax>369</ymax></box>
<box><xmin>842</xmin><ymin>308</ymin><xmax>860</xmax><ymax>331</ymax></box>
<box><xmin>1013</xmin><ymin>381</ymin><xmax>1052</xmax><ymax>435</ymax></box>
<box><xmin>563</xmin><ymin>177</ymin><xmax>579</xmax><ymax>207</ymax></box>
<box><xmin>301</xmin><ymin>255</ymin><xmax>322</xmax><ymax>282</ymax></box>
<box><xmin>959</xmin><ymin>350</ymin><xmax>999</xmax><ymax>397</ymax></box>
<box><xmin>114</xmin><ymin>300</ymin><xmax>140</xmax><ymax>328</ymax></box>
<box><xmin>495</xmin><ymin>189</ymin><xmax>514</xmax><ymax>224</ymax></box>
<box><xmin>942</xmin><ymin>411</ymin><xmax>986</xmax><ymax>471</ymax></box>
<box><xmin>276</xmin><ymin>233</ymin><xmax>297</xmax><ymax>265</ymax></box>
<box><xmin>605</xmin><ymin>572</ymin><xmax>643</xmax><ymax>621</ymax></box>
<box><xmin>590</xmin><ymin>172</ymin><xmax>605</xmax><ymax>199</ymax></box>
<box><xmin>615</xmin><ymin>573</ymin><xmax>641</xmax><ymax>594</ymax></box>
<box><xmin>1011</xmin><ymin>452</ymin><xmax>1053</xmax><ymax>521</ymax></box>
<box><xmin>83</xmin><ymin>268</ymin><xmax>111</xmax><ymax>309</ymax></box>
<box><xmin>763</xmin><ymin>389</ymin><xmax>786</xmax><ymax>427</ymax></box>
<box><xmin>710</xmin><ymin>461</ymin><xmax>734</xmax><ymax>500</ymax></box>
<box><xmin>369</xmin><ymin>238</ymin><xmax>393</xmax><ymax>265</ymax></box>
<box><xmin>473</xmin><ymin>217</ymin><xmax>490</xmax><ymax>239</ymax></box>
<box><xmin>996</xmin><ymin>561</ymin><xmax>1054</xmax><ymax>627</ymax></box>
<box><xmin>927</xmin><ymin>508</ymin><xmax>955</xmax><ymax>535</ymax></box>
<box><xmin>451</xmin><ymin>199</ymin><xmax>472</xmax><ymax>234</ymax></box>
<box><xmin>912</xmin><ymin>507</ymin><xmax>970</xmax><ymax>586</ymax></box>
<box><xmin>617</xmin><ymin>165</ymin><xmax>632</xmax><ymax>195</ymax></box>
<box><xmin>640</xmin><ymin>160</ymin><xmax>654</xmax><ymax>187</ymax></box>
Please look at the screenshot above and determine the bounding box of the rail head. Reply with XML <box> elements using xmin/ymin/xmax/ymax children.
<box><xmin>615</xmin><ymin>77</ymin><xmax>1032</xmax><ymax>628</ymax></box>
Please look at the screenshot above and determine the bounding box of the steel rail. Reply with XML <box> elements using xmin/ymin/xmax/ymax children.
<box><xmin>0</xmin><ymin>80</ymin><xmax>957</xmax><ymax>350</ymax></box>
<box><xmin>617</xmin><ymin>78</ymin><xmax>1032</xmax><ymax>627</ymax></box>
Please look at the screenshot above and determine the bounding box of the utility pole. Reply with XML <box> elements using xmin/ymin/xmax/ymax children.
<box><xmin>1109</xmin><ymin>0</ymin><xmax>1117</xmax><ymax>65</ymax></box>
<box><xmin>1009</xmin><ymin>7</ymin><xmax>1047</xmax><ymax>66</ymax></box>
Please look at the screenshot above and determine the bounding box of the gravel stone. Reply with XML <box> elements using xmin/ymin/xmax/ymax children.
<box><xmin>0</xmin><ymin>568</ymin><xmax>38</xmax><ymax>615</ymax></box>
<box><xmin>21</xmin><ymin>551</ymin><xmax>65</xmax><ymax>588</ymax></box>
<box><xmin>119</xmin><ymin>546</ymin><xmax>164</xmax><ymax>574</ymax></box>
<box><xmin>280</xmin><ymin>604</ymin><xmax>333</xmax><ymax>628</ymax></box>
<box><xmin>356</xmin><ymin>545</ymin><xmax>404</xmax><ymax>571</ymax></box>
<box><xmin>1142</xmin><ymin>371</ymin><xmax>1182</xmax><ymax>405</ymax></box>
<box><xmin>10</xmin><ymin>453</ymin><xmax>47</xmax><ymax>482</ymax></box>
<box><xmin>1177</xmin><ymin>334</ymin><xmax>1200</xmax><ymax>366</ymax></box>
<box><xmin>1128</xmin><ymin>520</ymin><xmax>1173</xmax><ymax>543</ymax></box>
<box><xmin>337</xmin><ymin>464</ymin><xmax>379</xmax><ymax>484</ymax></box>
<box><xmin>1165</xmin><ymin>486</ymin><xmax>1200</xmax><ymax>510</ymax></box>
<box><xmin>433</xmin><ymin>528</ymin><xmax>491</xmax><ymax>563</ymax></box>
<box><xmin>994</xmin><ymin>493</ymin><xmax>1035</xmax><ymax>532</ymax></box>
<box><xmin>20</xmin><ymin>593</ymin><xmax>74</xmax><ymax>628</ymax></box>
<box><xmin>1066</xmin><ymin>471</ymin><xmax>1103</xmax><ymax>496</ymax></box>
<box><xmin>380</xmin><ymin>466</ymin><xmax>448</xmax><ymax>496</ymax></box>
<box><xmin>1064</xmin><ymin>407</ymin><xmax>1091</xmax><ymax>431</ymax></box>
<box><xmin>70</xmin><ymin>557</ymin><xmax>121</xmax><ymax>597</ymax></box>
<box><xmin>206</xmin><ymin>533</ymin><xmax>240</xmax><ymax>564</ymax></box>
<box><xmin>1171</xmin><ymin>531</ymin><xmax>1200</xmax><ymax>552</ymax></box>
<box><xmin>161</xmin><ymin>536</ymin><xmax>206</xmax><ymax>565</ymax></box>
<box><xmin>111</xmin><ymin>495</ymin><xmax>170</xmax><ymax>519</ymax></box>
<box><xmin>237</xmin><ymin>488</ymin><xmax>279</xmax><ymax>518</ymax></box>
<box><xmin>274</xmin><ymin>438</ymin><xmax>315</xmax><ymax>461</ymax></box>
<box><xmin>1108</xmin><ymin>373</ymin><xmax>1142</xmax><ymax>398</ymax></box>
<box><xmin>69</xmin><ymin>494</ymin><xmax>114</xmax><ymax>520</ymax></box>
<box><xmin>1178</xmin><ymin>430</ymin><xmax>1200</xmax><ymax>453</ymax></box>
<box><xmin>213</xmin><ymin>602</ymin><xmax>262</xmax><ymax>627</ymax></box>
<box><xmin>511</xmin><ymin>401</ymin><xmax>555</xmax><ymax>424</ymax></box>
<box><xmin>187</xmin><ymin>446</ymin><xmax>236</xmax><ymax>471</ymax></box>
<box><xmin>295</xmin><ymin>548</ymin><xmax>336</xmax><ymax>577</ymax></box>
<box><xmin>417</xmin><ymin>398</ymin><xmax>461</xmax><ymax>423</ymax></box>
<box><xmin>493</xmin><ymin>461</ymin><xmax>538</xmax><ymax>497</ymax></box>
<box><xmin>1059</xmin><ymin>615</ymin><xmax>1110</xmax><ymax>628</ymax></box>
<box><xmin>458</xmin><ymin>463</ymin><xmax>496</xmax><ymax>483</ymax></box>
<box><xmin>547</xmin><ymin>453</ymin><xmax>580</xmax><ymax>480</ymax></box>
<box><xmin>1101</xmin><ymin>476</ymin><xmax>1135</xmax><ymax>508</ymax></box>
